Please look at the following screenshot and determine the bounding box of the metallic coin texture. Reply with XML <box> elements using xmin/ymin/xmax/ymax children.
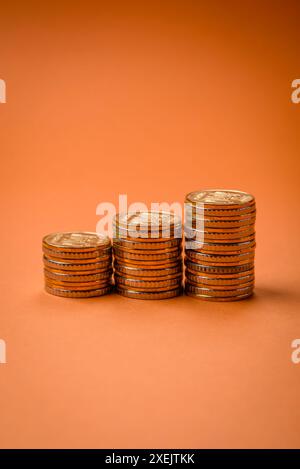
<box><xmin>185</xmin><ymin>189</ymin><xmax>255</xmax><ymax>209</ymax></box>
<box><xmin>114</xmin><ymin>211</ymin><xmax>181</xmax><ymax>230</ymax></box>
<box><xmin>184</xmin><ymin>260</ymin><xmax>254</xmax><ymax>274</ymax></box>
<box><xmin>43</xmin><ymin>232</ymin><xmax>111</xmax><ymax>252</ymax></box>
<box><xmin>113</xmin><ymin>238</ymin><xmax>181</xmax><ymax>250</ymax></box>
<box><xmin>45</xmin><ymin>285</ymin><xmax>112</xmax><ymax>298</ymax></box>
<box><xmin>114</xmin><ymin>275</ymin><xmax>182</xmax><ymax>289</ymax></box>
<box><xmin>113</xmin><ymin>211</ymin><xmax>183</xmax><ymax>298</ymax></box>
<box><xmin>43</xmin><ymin>231</ymin><xmax>113</xmax><ymax>297</ymax></box>
<box><xmin>116</xmin><ymin>287</ymin><xmax>182</xmax><ymax>300</ymax></box>
<box><xmin>42</xmin><ymin>245</ymin><xmax>111</xmax><ymax>260</ymax></box>
<box><xmin>185</xmin><ymin>271</ymin><xmax>255</xmax><ymax>286</ymax></box>
<box><xmin>114</xmin><ymin>262</ymin><xmax>182</xmax><ymax>278</ymax></box>
<box><xmin>184</xmin><ymin>189</ymin><xmax>256</xmax><ymax>301</ymax></box>
<box><xmin>44</xmin><ymin>269</ymin><xmax>112</xmax><ymax>282</ymax></box>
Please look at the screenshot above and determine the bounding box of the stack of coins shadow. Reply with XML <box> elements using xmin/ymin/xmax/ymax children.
<box><xmin>43</xmin><ymin>232</ymin><xmax>113</xmax><ymax>298</ymax></box>
<box><xmin>113</xmin><ymin>212</ymin><xmax>183</xmax><ymax>299</ymax></box>
<box><xmin>184</xmin><ymin>190</ymin><xmax>256</xmax><ymax>301</ymax></box>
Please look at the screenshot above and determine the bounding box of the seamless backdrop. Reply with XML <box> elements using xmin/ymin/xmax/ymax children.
<box><xmin>0</xmin><ymin>0</ymin><xmax>300</xmax><ymax>448</ymax></box>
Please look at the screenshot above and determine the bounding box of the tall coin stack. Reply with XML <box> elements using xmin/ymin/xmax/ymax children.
<box><xmin>184</xmin><ymin>190</ymin><xmax>256</xmax><ymax>301</ymax></box>
<box><xmin>113</xmin><ymin>212</ymin><xmax>183</xmax><ymax>299</ymax></box>
<box><xmin>43</xmin><ymin>232</ymin><xmax>113</xmax><ymax>298</ymax></box>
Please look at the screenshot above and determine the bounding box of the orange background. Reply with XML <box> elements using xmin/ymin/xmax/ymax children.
<box><xmin>0</xmin><ymin>0</ymin><xmax>300</xmax><ymax>448</ymax></box>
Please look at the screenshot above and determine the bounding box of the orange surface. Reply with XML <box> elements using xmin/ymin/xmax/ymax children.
<box><xmin>0</xmin><ymin>0</ymin><xmax>300</xmax><ymax>449</ymax></box>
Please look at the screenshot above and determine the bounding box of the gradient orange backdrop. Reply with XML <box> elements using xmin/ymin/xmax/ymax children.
<box><xmin>0</xmin><ymin>0</ymin><xmax>300</xmax><ymax>449</ymax></box>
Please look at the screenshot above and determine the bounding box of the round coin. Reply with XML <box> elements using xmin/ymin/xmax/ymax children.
<box><xmin>44</xmin><ymin>269</ymin><xmax>112</xmax><ymax>282</ymax></box>
<box><xmin>113</xmin><ymin>246</ymin><xmax>181</xmax><ymax>262</ymax></box>
<box><xmin>185</xmin><ymin>270</ymin><xmax>254</xmax><ymax>285</ymax></box>
<box><xmin>185</xmin><ymin>203</ymin><xmax>256</xmax><ymax>217</ymax></box>
<box><xmin>185</xmin><ymin>264</ymin><xmax>254</xmax><ymax>279</ymax></box>
<box><xmin>115</xmin><ymin>274</ymin><xmax>182</xmax><ymax>290</ymax></box>
<box><xmin>43</xmin><ymin>232</ymin><xmax>111</xmax><ymax>252</ymax></box>
<box><xmin>42</xmin><ymin>245</ymin><xmax>111</xmax><ymax>260</ymax></box>
<box><xmin>114</xmin><ymin>211</ymin><xmax>182</xmax><ymax>231</ymax></box>
<box><xmin>116</xmin><ymin>287</ymin><xmax>182</xmax><ymax>300</ymax></box>
<box><xmin>45</xmin><ymin>279</ymin><xmax>111</xmax><ymax>290</ymax></box>
<box><xmin>185</xmin><ymin>289</ymin><xmax>253</xmax><ymax>302</ymax></box>
<box><xmin>185</xmin><ymin>233</ymin><xmax>255</xmax><ymax>244</ymax></box>
<box><xmin>185</xmin><ymin>250</ymin><xmax>255</xmax><ymax>265</ymax></box>
<box><xmin>112</xmin><ymin>245</ymin><xmax>181</xmax><ymax>255</ymax></box>
<box><xmin>185</xmin><ymin>207</ymin><xmax>256</xmax><ymax>221</ymax></box>
<box><xmin>43</xmin><ymin>254</ymin><xmax>111</xmax><ymax>264</ymax></box>
<box><xmin>113</xmin><ymin>254</ymin><xmax>182</xmax><ymax>268</ymax></box>
<box><xmin>113</xmin><ymin>229</ymin><xmax>182</xmax><ymax>242</ymax></box>
<box><xmin>114</xmin><ymin>269</ymin><xmax>182</xmax><ymax>282</ymax></box>
<box><xmin>185</xmin><ymin>277</ymin><xmax>254</xmax><ymax>290</ymax></box>
<box><xmin>185</xmin><ymin>215</ymin><xmax>256</xmax><ymax>229</ymax></box>
<box><xmin>113</xmin><ymin>238</ymin><xmax>182</xmax><ymax>250</ymax></box>
<box><xmin>185</xmin><ymin>239</ymin><xmax>256</xmax><ymax>253</ymax></box>
<box><xmin>184</xmin><ymin>226</ymin><xmax>255</xmax><ymax>241</ymax></box>
<box><xmin>45</xmin><ymin>285</ymin><xmax>112</xmax><ymax>298</ymax></box>
<box><xmin>184</xmin><ymin>283</ymin><xmax>253</xmax><ymax>297</ymax></box>
<box><xmin>113</xmin><ymin>226</ymin><xmax>182</xmax><ymax>241</ymax></box>
<box><xmin>43</xmin><ymin>256</ymin><xmax>112</xmax><ymax>271</ymax></box>
<box><xmin>184</xmin><ymin>260</ymin><xmax>254</xmax><ymax>274</ymax></box>
<box><xmin>185</xmin><ymin>190</ymin><xmax>255</xmax><ymax>209</ymax></box>
<box><xmin>113</xmin><ymin>262</ymin><xmax>182</xmax><ymax>278</ymax></box>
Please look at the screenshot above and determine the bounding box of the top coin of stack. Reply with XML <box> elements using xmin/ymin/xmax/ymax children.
<box><xmin>43</xmin><ymin>232</ymin><xmax>113</xmax><ymax>298</ymax></box>
<box><xmin>113</xmin><ymin>211</ymin><xmax>183</xmax><ymax>299</ymax></box>
<box><xmin>184</xmin><ymin>190</ymin><xmax>256</xmax><ymax>301</ymax></box>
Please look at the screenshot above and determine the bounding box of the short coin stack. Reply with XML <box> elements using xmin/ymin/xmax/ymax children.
<box><xmin>43</xmin><ymin>232</ymin><xmax>112</xmax><ymax>298</ymax></box>
<box><xmin>113</xmin><ymin>211</ymin><xmax>183</xmax><ymax>299</ymax></box>
<box><xmin>184</xmin><ymin>190</ymin><xmax>256</xmax><ymax>301</ymax></box>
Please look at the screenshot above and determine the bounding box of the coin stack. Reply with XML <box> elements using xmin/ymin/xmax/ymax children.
<box><xmin>113</xmin><ymin>211</ymin><xmax>183</xmax><ymax>299</ymax></box>
<box><xmin>43</xmin><ymin>232</ymin><xmax>113</xmax><ymax>298</ymax></box>
<box><xmin>184</xmin><ymin>190</ymin><xmax>256</xmax><ymax>301</ymax></box>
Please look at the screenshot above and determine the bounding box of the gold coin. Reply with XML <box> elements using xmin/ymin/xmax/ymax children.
<box><xmin>114</xmin><ymin>271</ymin><xmax>182</xmax><ymax>283</ymax></box>
<box><xmin>44</xmin><ymin>266</ymin><xmax>111</xmax><ymax>275</ymax></box>
<box><xmin>185</xmin><ymin>240</ymin><xmax>256</xmax><ymax>253</ymax></box>
<box><xmin>112</xmin><ymin>244</ymin><xmax>181</xmax><ymax>255</ymax></box>
<box><xmin>43</xmin><ymin>232</ymin><xmax>111</xmax><ymax>252</ymax></box>
<box><xmin>113</xmin><ymin>246</ymin><xmax>181</xmax><ymax>261</ymax></box>
<box><xmin>113</xmin><ymin>254</ymin><xmax>182</xmax><ymax>268</ymax></box>
<box><xmin>185</xmin><ymin>216</ymin><xmax>256</xmax><ymax>229</ymax></box>
<box><xmin>185</xmin><ymin>265</ymin><xmax>254</xmax><ymax>279</ymax></box>
<box><xmin>44</xmin><ymin>269</ymin><xmax>112</xmax><ymax>282</ymax></box>
<box><xmin>45</xmin><ymin>285</ymin><xmax>112</xmax><ymax>298</ymax></box>
<box><xmin>185</xmin><ymin>289</ymin><xmax>253</xmax><ymax>302</ymax></box>
<box><xmin>185</xmin><ymin>250</ymin><xmax>254</xmax><ymax>265</ymax></box>
<box><xmin>186</xmin><ymin>234</ymin><xmax>255</xmax><ymax>244</ymax></box>
<box><xmin>114</xmin><ymin>230</ymin><xmax>182</xmax><ymax>242</ymax></box>
<box><xmin>115</xmin><ymin>275</ymin><xmax>182</xmax><ymax>290</ymax></box>
<box><xmin>185</xmin><ymin>270</ymin><xmax>254</xmax><ymax>285</ymax></box>
<box><xmin>185</xmin><ymin>207</ymin><xmax>256</xmax><ymax>221</ymax></box>
<box><xmin>113</xmin><ymin>238</ymin><xmax>181</xmax><ymax>250</ymax></box>
<box><xmin>45</xmin><ymin>279</ymin><xmax>111</xmax><ymax>290</ymax></box>
<box><xmin>42</xmin><ymin>245</ymin><xmax>111</xmax><ymax>260</ymax></box>
<box><xmin>185</xmin><ymin>203</ymin><xmax>256</xmax><ymax>217</ymax></box>
<box><xmin>43</xmin><ymin>256</ymin><xmax>112</xmax><ymax>271</ymax></box>
<box><xmin>185</xmin><ymin>276</ymin><xmax>254</xmax><ymax>290</ymax></box>
<box><xmin>43</xmin><ymin>253</ymin><xmax>111</xmax><ymax>264</ymax></box>
<box><xmin>114</xmin><ymin>211</ymin><xmax>182</xmax><ymax>231</ymax></box>
<box><xmin>184</xmin><ymin>282</ymin><xmax>253</xmax><ymax>297</ymax></box>
<box><xmin>184</xmin><ymin>260</ymin><xmax>254</xmax><ymax>274</ymax></box>
<box><xmin>113</xmin><ymin>262</ymin><xmax>182</xmax><ymax>278</ymax></box>
<box><xmin>116</xmin><ymin>287</ymin><xmax>182</xmax><ymax>300</ymax></box>
<box><xmin>185</xmin><ymin>190</ymin><xmax>255</xmax><ymax>209</ymax></box>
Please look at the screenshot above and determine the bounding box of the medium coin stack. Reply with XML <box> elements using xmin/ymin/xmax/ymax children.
<box><xmin>43</xmin><ymin>232</ymin><xmax>113</xmax><ymax>298</ymax></box>
<box><xmin>113</xmin><ymin>211</ymin><xmax>183</xmax><ymax>299</ymax></box>
<box><xmin>184</xmin><ymin>190</ymin><xmax>256</xmax><ymax>301</ymax></box>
